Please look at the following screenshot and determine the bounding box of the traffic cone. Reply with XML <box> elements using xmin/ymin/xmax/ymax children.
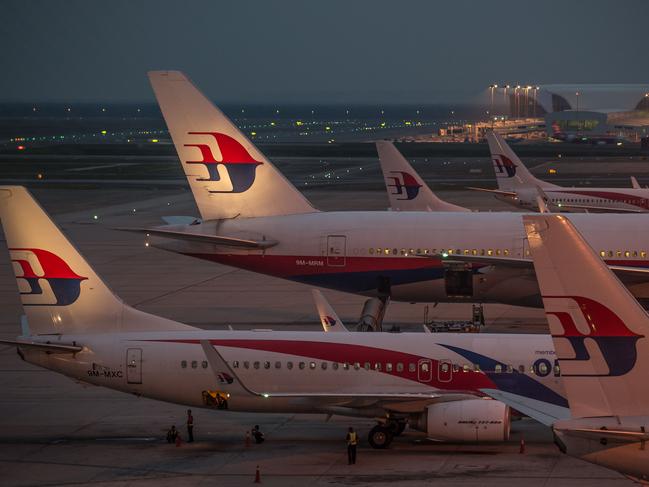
<box><xmin>254</xmin><ymin>465</ymin><xmax>261</xmax><ymax>483</ymax></box>
<box><xmin>519</xmin><ymin>436</ymin><xmax>525</xmax><ymax>454</ymax></box>
<box><xmin>245</xmin><ymin>430</ymin><xmax>251</xmax><ymax>448</ymax></box>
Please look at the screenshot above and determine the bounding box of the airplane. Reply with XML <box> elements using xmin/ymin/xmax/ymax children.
<box><xmin>0</xmin><ymin>185</ymin><xmax>570</xmax><ymax>449</ymax></box>
<box><xmin>133</xmin><ymin>71</ymin><xmax>649</xmax><ymax>321</ymax></box>
<box><xmin>470</xmin><ymin>131</ymin><xmax>649</xmax><ymax>213</ymax></box>
<box><xmin>375</xmin><ymin>140</ymin><xmax>469</xmax><ymax>212</ymax></box>
<box><xmin>485</xmin><ymin>213</ymin><xmax>649</xmax><ymax>483</ymax></box>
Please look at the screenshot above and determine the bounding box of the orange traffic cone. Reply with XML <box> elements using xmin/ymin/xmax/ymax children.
<box><xmin>519</xmin><ymin>436</ymin><xmax>525</xmax><ymax>454</ymax></box>
<box><xmin>245</xmin><ymin>430</ymin><xmax>251</xmax><ymax>448</ymax></box>
<box><xmin>254</xmin><ymin>465</ymin><xmax>261</xmax><ymax>483</ymax></box>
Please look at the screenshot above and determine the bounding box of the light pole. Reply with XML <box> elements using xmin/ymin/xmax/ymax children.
<box><xmin>575</xmin><ymin>91</ymin><xmax>580</xmax><ymax>133</ymax></box>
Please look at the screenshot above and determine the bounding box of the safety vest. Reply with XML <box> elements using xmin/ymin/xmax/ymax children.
<box><xmin>348</xmin><ymin>432</ymin><xmax>357</xmax><ymax>445</ymax></box>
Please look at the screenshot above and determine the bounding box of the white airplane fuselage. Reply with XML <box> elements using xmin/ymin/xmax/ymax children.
<box><xmin>151</xmin><ymin>211</ymin><xmax>649</xmax><ymax>307</ymax></box>
<box><xmin>24</xmin><ymin>330</ymin><xmax>565</xmax><ymax>415</ymax></box>
<box><xmin>496</xmin><ymin>188</ymin><xmax>649</xmax><ymax>213</ymax></box>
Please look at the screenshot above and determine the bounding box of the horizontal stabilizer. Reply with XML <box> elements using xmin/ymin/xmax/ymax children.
<box><xmin>161</xmin><ymin>216</ymin><xmax>201</xmax><ymax>225</ymax></box>
<box><xmin>558</xmin><ymin>427</ymin><xmax>649</xmax><ymax>443</ymax></box>
<box><xmin>466</xmin><ymin>186</ymin><xmax>517</xmax><ymax>197</ymax></box>
<box><xmin>116</xmin><ymin>227</ymin><xmax>278</xmax><ymax>249</ymax></box>
<box><xmin>0</xmin><ymin>339</ymin><xmax>82</xmax><ymax>354</ymax></box>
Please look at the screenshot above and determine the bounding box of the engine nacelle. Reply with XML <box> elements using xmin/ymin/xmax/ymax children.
<box><xmin>411</xmin><ymin>399</ymin><xmax>510</xmax><ymax>442</ymax></box>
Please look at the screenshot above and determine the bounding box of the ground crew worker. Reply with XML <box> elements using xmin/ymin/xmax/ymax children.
<box><xmin>252</xmin><ymin>425</ymin><xmax>265</xmax><ymax>444</ymax></box>
<box><xmin>346</xmin><ymin>427</ymin><xmax>357</xmax><ymax>465</ymax></box>
<box><xmin>186</xmin><ymin>409</ymin><xmax>194</xmax><ymax>443</ymax></box>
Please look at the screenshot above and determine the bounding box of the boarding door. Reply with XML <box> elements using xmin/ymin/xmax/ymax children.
<box><xmin>438</xmin><ymin>360</ymin><xmax>452</xmax><ymax>383</ymax></box>
<box><xmin>418</xmin><ymin>359</ymin><xmax>432</xmax><ymax>383</ymax></box>
<box><xmin>126</xmin><ymin>348</ymin><xmax>142</xmax><ymax>384</ymax></box>
<box><xmin>327</xmin><ymin>235</ymin><xmax>346</xmax><ymax>267</ymax></box>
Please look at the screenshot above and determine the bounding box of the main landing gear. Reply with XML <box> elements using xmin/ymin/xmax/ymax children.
<box><xmin>368</xmin><ymin>419</ymin><xmax>407</xmax><ymax>449</ymax></box>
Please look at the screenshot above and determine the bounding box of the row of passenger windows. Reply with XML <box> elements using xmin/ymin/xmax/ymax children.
<box><xmin>600</xmin><ymin>250</ymin><xmax>647</xmax><ymax>258</ymax></box>
<box><xmin>211</xmin><ymin>360</ymin><xmax>562</xmax><ymax>376</ymax></box>
<box><xmin>368</xmin><ymin>248</ymin><xmax>511</xmax><ymax>257</ymax></box>
<box><xmin>553</xmin><ymin>198</ymin><xmax>644</xmax><ymax>205</ymax></box>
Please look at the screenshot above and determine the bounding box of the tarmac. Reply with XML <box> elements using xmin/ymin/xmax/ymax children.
<box><xmin>0</xmin><ymin>177</ymin><xmax>639</xmax><ymax>485</ymax></box>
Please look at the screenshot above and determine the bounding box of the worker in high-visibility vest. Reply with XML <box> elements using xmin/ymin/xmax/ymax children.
<box><xmin>346</xmin><ymin>427</ymin><xmax>358</xmax><ymax>465</ymax></box>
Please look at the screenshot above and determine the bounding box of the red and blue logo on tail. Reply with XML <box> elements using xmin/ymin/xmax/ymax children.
<box><xmin>493</xmin><ymin>155</ymin><xmax>517</xmax><ymax>178</ymax></box>
<box><xmin>544</xmin><ymin>295</ymin><xmax>644</xmax><ymax>377</ymax></box>
<box><xmin>387</xmin><ymin>171</ymin><xmax>422</xmax><ymax>200</ymax></box>
<box><xmin>321</xmin><ymin>315</ymin><xmax>337</xmax><ymax>327</ymax></box>
<box><xmin>184</xmin><ymin>132</ymin><xmax>263</xmax><ymax>193</ymax></box>
<box><xmin>10</xmin><ymin>248</ymin><xmax>87</xmax><ymax>306</ymax></box>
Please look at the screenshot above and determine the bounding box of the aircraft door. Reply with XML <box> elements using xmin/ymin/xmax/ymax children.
<box><xmin>418</xmin><ymin>359</ymin><xmax>432</xmax><ymax>382</ymax></box>
<box><xmin>126</xmin><ymin>348</ymin><xmax>142</xmax><ymax>384</ymax></box>
<box><xmin>444</xmin><ymin>262</ymin><xmax>473</xmax><ymax>297</ymax></box>
<box><xmin>438</xmin><ymin>360</ymin><xmax>452</xmax><ymax>382</ymax></box>
<box><xmin>326</xmin><ymin>235</ymin><xmax>346</xmax><ymax>267</ymax></box>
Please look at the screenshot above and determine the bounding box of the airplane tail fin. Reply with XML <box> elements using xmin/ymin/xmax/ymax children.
<box><xmin>524</xmin><ymin>214</ymin><xmax>649</xmax><ymax>418</ymax></box>
<box><xmin>311</xmin><ymin>290</ymin><xmax>348</xmax><ymax>332</ymax></box>
<box><xmin>486</xmin><ymin>131</ymin><xmax>556</xmax><ymax>191</ymax></box>
<box><xmin>0</xmin><ymin>186</ymin><xmax>192</xmax><ymax>335</ymax></box>
<box><xmin>148</xmin><ymin>71</ymin><xmax>317</xmax><ymax>220</ymax></box>
<box><xmin>376</xmin><ymin>141</ymin><xmax>469</xmax><ymax>212</ymax></box>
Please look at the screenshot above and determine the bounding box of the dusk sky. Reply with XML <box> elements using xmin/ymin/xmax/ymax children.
<box><xmin>2</xmin><ymin>0</ymin><xmax>648</xmax><ymax>104</ymax></box>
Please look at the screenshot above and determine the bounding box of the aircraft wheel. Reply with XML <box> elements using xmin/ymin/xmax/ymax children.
<box><xmin>368</xmin><ymin>425</ymin><xmax>393</xmax><ymax>449</ymax></box>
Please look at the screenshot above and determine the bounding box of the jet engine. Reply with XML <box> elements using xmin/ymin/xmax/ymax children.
<box><xmin>410</xmin><ymin>399</ymin><xmax>510</xmax><ymax>442</ymax></box>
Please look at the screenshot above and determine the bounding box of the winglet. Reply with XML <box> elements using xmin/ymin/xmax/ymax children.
<box><xmin>631</xmin><ymin>176</ymin><xmax>641</xmax><ymax>189</ymax></box>
<box><xmin>311</xmin><ymin>290</ymin><xmax>349</xmax><ymax>332</ymax></box>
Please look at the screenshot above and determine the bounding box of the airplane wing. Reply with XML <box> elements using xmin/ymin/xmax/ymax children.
<box><xmin>200</xmin><ymin>340</ymin><xmax>478</xmax><ymax>412</ymax></box>
<box><xmin>116</xmin><ymin>227</ymin><xmax>278</xmax><ymax>249</ymax></box>
<box><xmin>312</xmin><ymin>289</ymin><xmax>349</xmax><ymax>332</ymax></box>
<box><xmin>481</xmin><ymin>389</ymin><xmax>570</xmax><ymax>426</ymax></box>
<box><xmin>465</xmin><ymin>187</ymin><xmax>518</xmax><ymax>197</ymax></box>
<box><xmin>557</xmin><ymin>427</ymin><xmax>649</xmax><ymax>443</ymax></box>
<box><xmin>553</xmin><ymin>203</ymin><xmax>645</xmax><ymax>214</ymax></box>
<box><xmin>0</xmin><ymin>339</ymin><xmax>83</xmax><ymax>354</ymax></box>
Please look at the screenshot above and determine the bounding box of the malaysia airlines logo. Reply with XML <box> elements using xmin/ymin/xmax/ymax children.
<box><xmin>387</xmin><ymin>171</ymin><xmax>422</xmax><ymax>200</ymax></box>
<box><xmin>183</xmin><ymin>132</ymin><xmax>263</xmax><ymax>193</ymax></box>
<box><xmin>10</xmin><ymin>248</ymin><xmax>87</xmax><ymax>306</ymax></box>
<box><xmin>321</xmin><ymin>315</ymin><xmax>337</xmax><ymax>327</ymax></box>
<box><xmin>492</xmin><ymin>155</ymin><xmax>517</xmax><ymax>178</ymax></box>
<box><xmin>544</xmin><ymin>295</ymin><xmax>643</xmax><ymax>377</ymax></box>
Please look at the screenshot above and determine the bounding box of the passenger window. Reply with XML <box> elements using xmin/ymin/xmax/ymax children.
<box><xmin>343</xmin><ymin>362</ymin><xmax>350</xmax><ymax>370</ymax></box>
<box><xmin>181</xmin><ymin>360</ymin><xmax>187</xmax><ymax>369</ymax></box>
<box><xmin>354</xmin><ymin>362</ymin><xmax>360</xmax><ymax>370</ymax></box>
<box><xmin>332</xmin><ymin>362</ymin><xmax>339</xmax><ymax>370</ymax></box>
<box><xmin>202</xmin><ymin>361</ymin><xmax>208</xmax><ymax>369</ymax></box>
<box><xmin>409</xmin><ymin>363</ymin><xmax>416</xmax><ymax>372</ymax></box>
<box><xmin>608</xmin><ymin>250</ymin><xmax>613</xmax><ymax>257</ymax></box>
<box><xmin>625</xmin><ymin>251</ymin><xmax>631</xmax><ymax>258</ymax></box>
<box><xmin>473</xmin><ymin>363</ymin><xmax>480</xmax><ymax>372</ymax></box>
<box><xmin>503</xmin><ymin>249</ymin><xmax>509</xmax><ymax>256</ymax></box>
<box><xmin>487</xmin><ymin>249</ymin><xmax>493</xmax><ymax>256</ymax></box>
<box><xmin>321</xmin><ymin>362</ymin><xmax>327</xmax><ymax>370</ymax></box>
<box><xmin>397</xmin><ymin>363</ymin><xmax>404</xmax><ymax>372</ymax></box>
<box><xmin>191</xmin><ymin>361</ymin><xmax>198</xmax><ymax>369</ymax></box>
<box><xmin>309</xmin><ymin>362</ymin><xmax>316</xmax><ymax>370</ymax></box>
<box><xmin>369</xmin><ymin>248</ymin><xmax>374</xmax><ymax>255</ymax></box>
<box><xmin>452</xmin><ymin>364</ymin><xmax>459</xmax><ymax>372</ymax></box>
<box><xmin>364</xmin><ymin>362</ymin><xmax>371</xmax><ymax>370</ymax></box>
<box><xmin>232</xmin><ymin>360</ymin><xmax>239</xmax><ymax>368</ymax></box>
<box><xmin>518</xmin><ymin>365</ymin><xmax>525</xmax><ymax>374</ymax></box>
<box><xmin>254</xmin><ymin>361</ymin><xmax>260</xmax><ymax>370</ymax></box>
<box><xmin>462</xmin><ymin>364</ymin><xmax>470</xmax><ymax>372</ymax></box>
<box><xmin>495</xmin><ymin>364</ymin><xmax>502</xmax><ymax>373</ymax></box>
<box><xmin>287</xmin><ymin>362</ymin><xmax>293</xmax><ymax>370</ymax></box>
<box><xmin>600</xmin><ymin>251</ymin><xmax>606</xmax><ymax>258</ymax></box>
<box><xmin>374</xmin><ymin>362</ymin><xmax>382</xmax><ymax>371</ymax></box>
<box><xmin>472</xmin><ymin>249</ymin><xmax>477</xmax><ymax>255</ymax></box>
<box><xmin>299</xmin><ymin>362</ymin><xmax>305</xmax><ymax>370</ymax></box>
<box><xmin>440</xmin><ymin>363</ymin><xmax>449</xmax><ymax>373</ymax></box>
<box><xmin>275</xmin><ymin>361</ymin><xmax>281</xmax><ymax>369</ymax></box>
<box><xmin>642</xmin><ymin>251</ymin><xmax>647</xmax><ymax>258</ymax></box>
<box><xmin>506</xmin><ymin>364</ymin><xmax>513</xmax><ymax>373</ymax></box>
<box><xmin>264</xmin><ymin>361</ymin><xmax>271</xmax><ymax>369</ymax></box>
<box><xmin>386</xmin><ymin>363</ymin><xmax>393</xmax><ymax>372</ymax></box>
<box><xmin>392</xmin><ymin>248</ymin><xmax>398</xmax><ymax>255</ymax></box>
<box><xmin>244</xmin><ymin>361</ymin><xmax>250</xmax><ymax>369</ymax></box>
